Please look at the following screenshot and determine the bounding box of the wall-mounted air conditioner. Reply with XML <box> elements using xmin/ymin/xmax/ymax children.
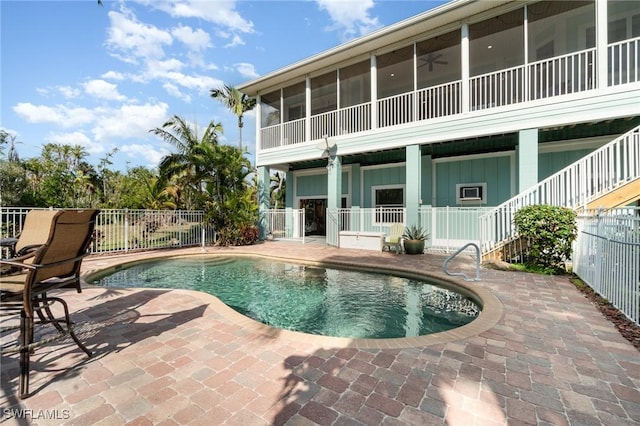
<box><xmin>456</xmin><ymin>183</ymin><xmax>487</xmax><ymax>204</ymax></box>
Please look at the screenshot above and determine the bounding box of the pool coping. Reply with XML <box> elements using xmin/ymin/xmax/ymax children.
<box><xmin>82</xmin><ymin>249</ymin><xmax>504</xmax><ymax>350</ymax></box>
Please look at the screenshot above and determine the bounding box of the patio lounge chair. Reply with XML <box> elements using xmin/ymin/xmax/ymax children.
<box><xmin>0</xmin><ymin>209</ymin><xmax>99</xmax><ymax>399</ymax></box>
<box><xmin>0</xmin><ymin>210</ymin><xmax>59</xmax><ymax>271</ymax></box>
<box><xmin>383</xmin><ymin>223</ymin><xmax>405</xmax><ymax>254</ymax></box>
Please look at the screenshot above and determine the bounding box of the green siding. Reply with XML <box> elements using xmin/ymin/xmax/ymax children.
<box><xmin>362</xmin><ymin>166</ymin><xmax>406</xmax><ymax>207</ymax></box>
<box><xmin>295</xmin><ymin>171</ymin><xmax>349</xmax><ymax>198</ymax></box>
<box><xmin>297</xmin><ymin>174</ymin><xmax>327</xmax><ymax>197</ymax></box>
<box><xmin>421</xmin><ymin>155</ymin><xmax>432</xmax><ymax>206</ymax></box>
<box><xmin>538</xmin><ymin>149</ymin><xmax>594</xmax><ymax>180</ymax></box>
<box><xmin>434</xmin><ymin>155</ymin><xmax>512</xmax><ymax>206</ymax></box>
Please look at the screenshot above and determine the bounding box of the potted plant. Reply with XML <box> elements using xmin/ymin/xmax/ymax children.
<box><xmin>402</xmin><ymin>225</ymin><xmax>430</xmax><ymax>255</ymax></box>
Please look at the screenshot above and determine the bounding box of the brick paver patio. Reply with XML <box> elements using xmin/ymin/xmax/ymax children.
<box><xmin>1</xmin><ymin>242</ymin><xmax>638</xmax><ymax>425</ymax></box>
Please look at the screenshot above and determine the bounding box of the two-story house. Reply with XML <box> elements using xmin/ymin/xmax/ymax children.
<box><xmin>238</xmin><ymin>0</ymin><xmax>640</xmax><ymax>251</ymax></box>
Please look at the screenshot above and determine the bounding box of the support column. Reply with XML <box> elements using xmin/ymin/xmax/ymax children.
<box><xmin>257</xmin><ymin>165</ymin><xmax>271</xmax><ymax>239</ymax></box>
<box><xmin>327</xmin><ymin>156</ymin><xmax>342</xmax><ymax>210</ymax></box>
<box><xmin>517</xmin><ymin>129</ymin><xmax>538</xmax><ymax>192</ymax></box>
<box><xmin>305</xmin><ymin>76</ymin><xmax>311</xmax><ymax>142</ymax></box>
<box><xmin>406</xmin><ymin>145</ymin><xmax>421</xmax><ymax>227</ymax></box>
<box><xmin>461</xmin><ymin>23</ymin><xmax>470</xmax><ymax>113</ymax></box>
<box><xmin>326</xmin><ymin>156</ymin><xmax>342</xmax><ymax>246</ymax></box>
<box><xmin>596</xmin><ymin>0</ymin><xmax>608</xmax><ymax>90</ymax></box>
<box><xmin>350</xmin><ymin>163</ymin><xmax>361</xmax><ymax>208</ymax></box>
<box><xmin>370</xmin><ymin>55</ymin><xmax>378</xmax><ymax>130</ymax></box>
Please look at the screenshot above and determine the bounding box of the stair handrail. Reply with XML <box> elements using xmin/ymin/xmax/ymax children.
<box><xmin>479</xmin><ymin>124</ymin><xmax>640</xmax><ymax>256</ymax></box>
<box><xmin>443</xmin><ymin>242</ymin><xmax>481</xmax><ymax>282</ymax></box>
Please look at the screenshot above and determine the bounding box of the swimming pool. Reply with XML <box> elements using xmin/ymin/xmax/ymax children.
<box><xmin>89</xmin><ymin>256</ymin><xmax>480</xmax><ymax>339</ymax></box>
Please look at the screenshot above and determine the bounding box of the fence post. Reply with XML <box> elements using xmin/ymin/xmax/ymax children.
<box><xmin>178</xmin><ymin>210</ymin><xmax>183</xmax><ymax>248</ymax></box>
<box><xmin>124</xmin><ymin>209</ymin><xmax>129</xmax><ymax>253</ymax></box>
<box><xmin>201</xmin><ymin>220</ymin><xmax>205</xmax><ymax>251</ymax></box>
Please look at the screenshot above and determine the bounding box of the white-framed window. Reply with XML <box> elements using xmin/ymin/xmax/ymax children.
<box><xmin>456</xmin><ymin>183</ymin><xmax>487</xmax><ymax>204</ymax></box>
<box><xmin>372</xmin><ymin>185</ymin><xmax>405</xmax><ymax>224</ymax></box>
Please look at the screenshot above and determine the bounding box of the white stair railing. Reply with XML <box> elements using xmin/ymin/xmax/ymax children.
<box><xmin>479</xmin><ymin>124</ymin><xmax>640</xmax><ymax>256</ymax></box>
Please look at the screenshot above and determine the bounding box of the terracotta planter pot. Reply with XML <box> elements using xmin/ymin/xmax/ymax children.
<box><xmin>403</xmin><ymin>239</ymin><xmax>425</xmax><ymax>255</ymax></box>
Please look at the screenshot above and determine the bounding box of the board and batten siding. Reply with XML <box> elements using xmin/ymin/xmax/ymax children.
<box><xmin>433</xmin><ymin>154</ymin><xmax>514</xmax><ymax>207</ymax></box>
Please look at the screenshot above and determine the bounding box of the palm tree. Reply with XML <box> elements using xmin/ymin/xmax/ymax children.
<box><xmin>210</xmin><ymin>85</ymin><xmax>256</xmax><ymax>150</ymax></box>
<box><xmin>150</xmin><ymin>115</ymin><xmax>223</xmax><ymax>209</ymax></box>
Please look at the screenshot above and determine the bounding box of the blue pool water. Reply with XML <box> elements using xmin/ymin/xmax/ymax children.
<box><xmin>89</xmin><ymin>257</ymin><xmax>480</xmax><ymax>339</ymax></box>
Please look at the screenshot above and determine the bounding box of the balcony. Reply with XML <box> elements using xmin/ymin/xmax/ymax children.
<box><xmin>260</xmin><ymin>38</ymin><xmax>639</xmax><ymax>151</ymax></box>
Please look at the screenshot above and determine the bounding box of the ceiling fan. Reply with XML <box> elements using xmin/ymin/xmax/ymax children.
<box><xmin>418</xmin><ymin>53</ymin><xmax>448</xmax><ymax>72</ymax></box>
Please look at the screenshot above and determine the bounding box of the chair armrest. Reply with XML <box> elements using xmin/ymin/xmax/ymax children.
<box><xmin>15</xmin><ymin>244</ymin><xmax>44</xmax><ymax>257</ymax></box>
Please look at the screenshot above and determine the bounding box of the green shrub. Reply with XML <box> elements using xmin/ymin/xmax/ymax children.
<box><xmin>513</xmin><ymin>204</ymin><xmax>577</xmax><ymax>274</ymax></box>
<box><xmin>216</xmin><ymin>223</ymin><xmax>259</xmax><ymax>246</ymax></box>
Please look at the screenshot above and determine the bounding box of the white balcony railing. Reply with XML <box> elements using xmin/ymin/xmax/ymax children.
<box><xmin>282</xmin><ymin>117</ymin><xmax>305</xmax><ymax>147</ymax></box>
<box><xmin>528</xmin><ymin>48</ymin><xmax>596</xmax><ymax>100</ymax></box>
<box><xmin>479</xmin><ymin>124</ymin><xmax>640</xmax><ymax>256</ymax></box>
<box><xmin>260</xmin><ymin>40</ymin><xmax>639</xmax><ymax>151</ymax></box>
<box><xmin>378</xmin><ymin>92</ymin><xmax>414</xmax><ymax>128</ymax></box>
<box><xmin>609</xmin><ymin>37</ymin><xmax>640</xmax><ymax>86</ymax></box>
<box><xmin>261</xmin><ymin>124</ymin><xmax>281</xmax><ymax>150</ymax></box>
<box><xmin>339</xmin><ymin>103</ymin><xmax>371</xmax><ymax>134</ymax></box>
<box><xmin>417</xmin><ymin>80</ymin><xmax>462</xmax><ymax>120</ymax></box>
<box><xmin>470</xmin><ymin>65</ymin><xmax>524</xmax><ymax>111</ymax></box>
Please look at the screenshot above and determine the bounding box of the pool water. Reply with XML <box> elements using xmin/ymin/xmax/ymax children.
<box><xmin>89</xmin><ymin>257</ymin><xmax>480</xmax><ymax>339</ymax></box>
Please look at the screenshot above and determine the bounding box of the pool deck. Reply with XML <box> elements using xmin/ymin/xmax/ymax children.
<box><xmin>1</xmin><ymin>241</ymin><xmax>639</xmax><ymax>425</ymax></box>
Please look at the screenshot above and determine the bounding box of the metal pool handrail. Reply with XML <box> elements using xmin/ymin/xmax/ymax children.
<box><xmin>443</xmin><ymin>242</ymin><xmax>481</xmax><ymax>282</ymax></box>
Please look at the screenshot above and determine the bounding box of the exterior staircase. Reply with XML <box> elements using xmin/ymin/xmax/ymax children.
<box><xmin>585</xmin><ymin>178</ymin><xmax>640</xmax><ymax>209</ymax></box>
<box><xmin>480</xmin><ymin>125</ymin><xmax>640</xmax><ymax>262</ymax></box>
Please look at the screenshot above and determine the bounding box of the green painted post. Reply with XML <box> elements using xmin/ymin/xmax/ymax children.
<box><xmin>406</xmin><ymin>145</ymin><xmax>421</xmax><ymax>227</ymax></box>
<box><xmin>257</xmin><ymin>166</ymin><xmax>271</xmax><ymax>239</ymax></box>
<box><xmin>518</xmin><ymin>129</ymin><xmax>539</xmax><ymax>192</ymax></box>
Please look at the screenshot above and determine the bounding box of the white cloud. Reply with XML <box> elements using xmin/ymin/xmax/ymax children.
<box><xmin>58</xmin><ymin>86</ymin><xmax>81</xmax><ymax>99</ymax></box>
<box><xmin>316</xmin><ymin>0</ymin><xmax>381</xmax><ymax>41</ymax></box>
<box><xmin>146</xmin><ymin>58</ymin><xmax>185</xmax><ymax>75</ymax></box>
<box><xmin>102</xmin><ymin>70</ymin><xmax>126</xmax><ymax>81</ymax></box>
<box><xmin>235</xmin><ymin>62</ymin><xmax>259</xmax><ymax>79</ymax></box>
<box><xmin>120</xmin><ymin>143</ymin><xmax>170</xmax><ymax>168</ymax></box>
<box><xmin>92</xmin><ymin>102</ymin><xmax>170</xmax><ymax>142</ymax></box>
<box><xmin>47</xmin><ymin>131</ymin><xmax>105</xmax><ymax>155</ymax></box>
<box><xmin>83</xmin><ymin>79</ymin><xmax>127</xmax><ymax>102</ymax></box>
<box><xmin>224</xmin><ymin>34</ymin><xmax>245</xmax><ymax>48</ymax></box>
<box><xmin>13</xmin><ymin>103</ymin><xmax>95</xmax><ymax>128</ymax></box>
<box><xmin>172</xmin><ymin>25</ymin><xmax>212</xmax><ymax>51</ymax></box>
<box><xmin>106</xmin><ymin>9</ymin><xmax>173</xmax><ymax>63</ymax></box>
<box><xmin>135</xmin><ymin>0</ymin><xmax>255</xmax><ymax>34</ymax></box>
<box><xmin>163</xmin><ymin>82</ymin><xmax>191</xmax><ymax>103</ymax></box>
<box><xmin>160</xmin><ymin>71</ymin><xmax>223</xmax><ymax>97</ymax></box>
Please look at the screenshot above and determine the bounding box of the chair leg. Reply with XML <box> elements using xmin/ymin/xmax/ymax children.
<box><xmin>47</xmin><ymin>296</ymin><xmax>92</xmax><ymax>357</ymax></box>
<box><xmin>35</xmin><ymin>295</ymin><xmax>66</xmax><ymax>335</ymax></box>
<box><xmin>19</xmin><ymin>310</ymin><xmax>32</xmax><ymax>399</ymax></box>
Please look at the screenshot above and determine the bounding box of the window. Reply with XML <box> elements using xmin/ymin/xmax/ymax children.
<box><xmin>339</xmin><ymin>60</ymin><xmax>371</xmax><ymax>108</ymax></box>
<box><xmin>261</xmin><ymin>90</ymin><xmax>280</xmax><ymax>127</ymax></box>
<box><xmin>470</xmin><ymin>9</ymin><xmax>524</xmax><ymax>76</ymax></box>
<box><xmin>283</xmin><ymin>82</ymin><xmax>306</xmax><ymax>122</ymax></box>
<box><xmin>311</xmin><ymin>71</ymin><xmax>337</xmax><ymax>116</ymax></box>
<box><xmin>377</xmin><ymin>45</ymin><xmax>414</xmax><ymax>99</ymax></box>
<box><xmin>373</xmin><ymin>185</ymin><xmax>405</xmax><ymax>223</ymax></box>
<box><xmin>417</xmin><ymin>29</ymin><xmax>461</xmax><ymax>88</ymax></box>
<box><xmin>456</xmin><ymin>183</ymin><xmax>487</xmax><ymax>204</ymax></box>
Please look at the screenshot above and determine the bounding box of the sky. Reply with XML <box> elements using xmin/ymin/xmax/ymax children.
<box><xmin>1</xmin><ymin>0</ymin><xmax>446</xmax><ymax>172</ymax></box>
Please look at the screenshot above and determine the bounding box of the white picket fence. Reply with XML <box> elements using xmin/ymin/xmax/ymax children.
<box><xmin>0</xmin><ymin>207</ymin><xmax>210</xmax><ymax>256</ymax></box>
<box><xmin>573</xmin><ymin>208</ymin><xmax>640</xmax><ymax>325</ymax></box>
